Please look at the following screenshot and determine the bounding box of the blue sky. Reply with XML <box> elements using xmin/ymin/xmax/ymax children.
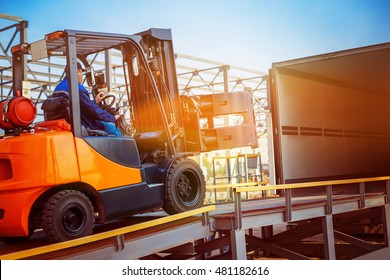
<box><xmin>1</xmin><ymin>0</ymin><xmax>389</xmax><ymax>71</ymax></box>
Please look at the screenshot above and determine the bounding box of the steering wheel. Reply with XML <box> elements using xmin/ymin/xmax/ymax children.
<box><xmin>98</xmin><ymin>94</ymin><xmax>116</xmax><ymax>112</ymax></box>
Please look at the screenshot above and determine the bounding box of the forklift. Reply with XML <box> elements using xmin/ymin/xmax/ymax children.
<box><xmin>0</xmin><ymin>28</ymin><xmax>257</xmax><ymax>242</ymax></box>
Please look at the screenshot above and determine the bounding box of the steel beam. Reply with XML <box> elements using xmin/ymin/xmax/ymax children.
<box><xmin>246</xmin><ymin>234</ymin><xmax>310</xmax><ymax>259</ymax></box>
<box><xmin>382</xmin><ymin>204</ymin><xmax>390</xmax><ymax>247</ymax></box>
<box><xmin>0</xmin><ymin>13</ymin><xmax>23</xmax><ymax>22</ymax></box>
<box><xmin>65</xmin><ymin>31</ymin><xmax>82</xmax><ymax>138</ymax></box>
<box><xmin>230</xmin><ymin>230</ymin><xmax>247</xmax><ymax>260</ymax></box>
<box><xmin>322</xmin><ymin>215</ymin><xmax>336</xmax><ymax>260</ymax></box>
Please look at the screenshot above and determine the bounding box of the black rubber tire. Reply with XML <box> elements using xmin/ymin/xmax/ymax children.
<box><xmin>163</xmin><ymin>158</ymin><xmax>206</xmax><ymax>214</ymax></box>
<box><xmin>41</xmin><ymin>190</ymin><xmax>95</xmax><ymax>243</ymax></box>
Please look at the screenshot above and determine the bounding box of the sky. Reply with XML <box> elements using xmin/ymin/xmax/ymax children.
<box><xmin>1</xmin><ymin>0</ymin><xmax>390</xmax><ymax>72</ymax></box>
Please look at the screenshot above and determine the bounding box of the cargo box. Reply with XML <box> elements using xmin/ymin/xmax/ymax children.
<box><xmin>269</xmin><ymin>43</ymin><xmax>390</xmax><ymax>184</ymax></box>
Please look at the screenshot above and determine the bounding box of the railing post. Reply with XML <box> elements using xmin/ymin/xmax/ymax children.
<box><xmin>232</xmin><ymin>187</ymin><xmax>246</xmax><ymax>260</ymax></box>
<box><xmin>326</xmin><ymin>185</ymin><xmax>333</xmax><ymax>215</ymax></box>
<box><xmin>359</xmin><ymin>182</ymin><xmax>366</xmax><ymax>209</ymax></box>
<box><xmin>386</xmin><ymin>180</ymin><xmax>390</xmax><ymax>204</ymax></box>
<box><xmin>285</xmin><ymin>188</ymin><xmax>292</xmax><ymax>222</ymax></box>
<box><xmin>202</xmin><ymin>211</ymin><xmax>210</xmax><ymax>226</ymax></box>
<box><xmin>234</xmin><ymin>189</ymin><xmax>242</xmax><ymax>230</ymax></box>
<box><xmin>115</xmin><ymin>234</ymin><xmax>125</xmax><ymax>252</ymax></box>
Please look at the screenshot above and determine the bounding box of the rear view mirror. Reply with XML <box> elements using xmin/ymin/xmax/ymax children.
<box><xmin>85</xmin><ymin>67</ymin><xmax>95</xmax><ymax>87</ymax></box>
<box><xmin>95</xmin><ymin>72</ymin><xmax>106</xmax><ymax>89</ymax></box>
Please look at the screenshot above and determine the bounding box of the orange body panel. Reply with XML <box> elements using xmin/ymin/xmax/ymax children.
<box><xmin>0</xmin><ymin>131</ymin><xmax>80</xmax><ymax>190</ymax></box>
<box><xmin>75</xmin><ymin>137</ymin><xmax>142</xmax><ymax>190</ymax></box>
<box><xmin>0</xmin><ymin>131</ymin><xmax>80</xmax><ymax>236</ymax></box>
<box><xmin>0</xmin><ymin>131</ymin><xmax>143</xmax><ymax>237</ymax></box>
<box><xmin>0</xmin><ymin>187</ymin><xmax>46</xmax><ymax>236</ymax></box>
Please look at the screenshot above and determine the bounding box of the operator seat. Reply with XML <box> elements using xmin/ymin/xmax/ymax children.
<box><xmin>41</xmin><ymin>91</ymin><xmax>70</xmax><ymax>123</ymax></box>
<box><xmin>41</xmin><ymin>92</ymin><xmax>108</xmax><ymax>136</ymax></box>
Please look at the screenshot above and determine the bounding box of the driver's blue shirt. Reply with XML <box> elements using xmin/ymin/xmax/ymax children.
<box><xmin>53</xmin><ymin>77</ymin><xmax>115</xmax><ymax>130</ymax></box>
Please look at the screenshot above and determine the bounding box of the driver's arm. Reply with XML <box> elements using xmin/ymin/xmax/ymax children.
<box><xmin>79</xmin><ymin>87</ymin><xmax>116</xmax><ymax>123</ymax></box>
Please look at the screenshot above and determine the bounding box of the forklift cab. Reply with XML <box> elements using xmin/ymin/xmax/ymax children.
<box><xmin>12</xmin><ymin>29</ymin><xmax>180</xmax><ymax>157</ymax></box>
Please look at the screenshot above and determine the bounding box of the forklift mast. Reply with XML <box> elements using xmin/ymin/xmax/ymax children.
<box><xmin>136</xmin><ymin>29</ymin><xmax>185</xmax><ymax>153</ymax></box>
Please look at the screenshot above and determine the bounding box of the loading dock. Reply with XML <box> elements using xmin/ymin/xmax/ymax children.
<box><xmin>1</xmin><ymin>176</ymin><xmax>389</xmax><ymax>260</ymax></box>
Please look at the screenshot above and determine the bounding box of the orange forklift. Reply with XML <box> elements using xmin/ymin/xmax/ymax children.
<box><xmin>0</xmin><ymin>29</ymin><xmax>257</xmax><ymax>243</ymax></box>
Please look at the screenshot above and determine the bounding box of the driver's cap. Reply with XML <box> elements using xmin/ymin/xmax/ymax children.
<box><xmin>65</xmin><ymin>62</ymin><xmax>85</xmax><ymax>73</ymax></box>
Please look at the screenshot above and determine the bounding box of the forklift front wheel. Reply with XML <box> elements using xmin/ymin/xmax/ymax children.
<box><xmin>163</xmin><ymin>158</ymin><xmax>206</xmax><ymax>214</ymax></box>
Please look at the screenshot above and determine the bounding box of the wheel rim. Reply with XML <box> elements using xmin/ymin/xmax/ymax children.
<box><xmin>61</xmin><ymin>203</ymin><xmax>87</xmax><ymax>236</ymax></box>
<box><xmin>176</xmin><ymin>170</ymin><xmax>200</xmax><ymax>206</ymax></box>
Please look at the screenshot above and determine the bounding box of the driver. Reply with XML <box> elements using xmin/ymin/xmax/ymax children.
<box><xmin>53</xmin><ymin>62</ymin><xmax>122</xmax><ymax>136</ymax></box>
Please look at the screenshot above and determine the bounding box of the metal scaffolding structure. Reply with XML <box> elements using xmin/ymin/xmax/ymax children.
<box><xmin>0</xmin><ymin>13</ymin><xmax>28</xmax><ymax>98</ymax></box>
<box><xmin>0</xmin><ymin>15</ymin><xmax>269</xmax><ymax>139</ymax></box>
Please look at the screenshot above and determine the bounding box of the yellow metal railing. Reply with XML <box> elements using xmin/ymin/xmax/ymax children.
<box><xmin>206</xmin><ymin>181</ymin><xmax>268</xmax><ymax>204</ymax></box>
<box><xmin>232</xmin><ymin>176</ymin><xmax>390</xmax><ymax>230</ymax></box>
<box><xmin>0</xmin><ymin>205</ymin><xmax>216</xmax><ymax>260</ymax></box>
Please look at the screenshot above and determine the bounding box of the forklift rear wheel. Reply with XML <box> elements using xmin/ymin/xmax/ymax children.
<box><xmin>163</xmin><ymin>157</ymin><xmax>206</xmax><ymax>214</ymax></box>
<box><xmin>41</xmin><ymin>190</ymin><xmax>95</xmax><ymax>243</ymax></box>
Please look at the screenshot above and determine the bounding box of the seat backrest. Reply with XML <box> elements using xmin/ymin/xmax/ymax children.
<box><xmin>42</xmin><ymin>91</ymin><xmax>109</xmax><ymax>137</ymax></box>
<box><xmin>41</xmin><ymin>91</ymin><xmax>70</xmax><ymax>123</ymax></box>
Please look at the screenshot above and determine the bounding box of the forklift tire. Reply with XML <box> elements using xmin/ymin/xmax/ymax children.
<box><xmin>163</xmin><ymin>157</ymin><xmax>206</xmax><ymax>214</ymax></box>
<box><xmin>41</xmin><ymin>190</ymin><xmax>95</xmax><ymax>243</ymax></box>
